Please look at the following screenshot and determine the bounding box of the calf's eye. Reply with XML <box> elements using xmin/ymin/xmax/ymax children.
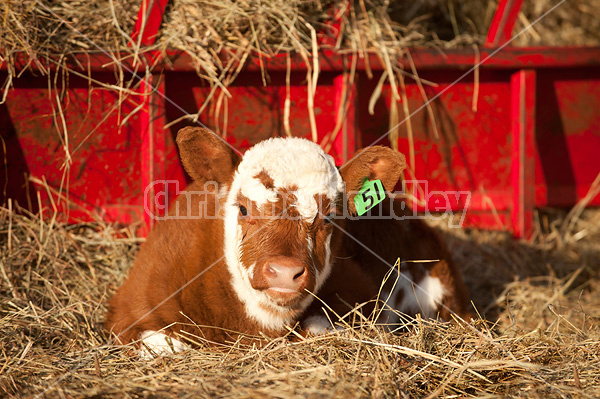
<box><xmin>239</xmin><ymin>205</ymin><xmax>248</xmax><ymax>217</ymax></box>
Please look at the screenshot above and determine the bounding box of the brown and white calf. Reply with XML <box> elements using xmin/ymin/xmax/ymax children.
<box><xmin>104</xmin><ymin>127</ymin><xmax>470</xmax><ymax>357</ymax></box>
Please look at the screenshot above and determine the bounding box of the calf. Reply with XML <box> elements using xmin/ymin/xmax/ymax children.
<box><xmin>105</xmin><ymin>127</ymin><xmax>470</xmax><ymax>356</ymax></box>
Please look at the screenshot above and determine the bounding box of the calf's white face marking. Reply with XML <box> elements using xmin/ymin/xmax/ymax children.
<box><xmin>223</xmin><ymin>138</ymin><xmax>344</xmax><ymax>330</ymax></box>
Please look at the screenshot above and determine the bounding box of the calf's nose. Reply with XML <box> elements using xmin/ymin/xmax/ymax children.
<box><xmin>262</xmin><ymin>257</ymin><xmax>307</xmax><ymax>293</ymax></box>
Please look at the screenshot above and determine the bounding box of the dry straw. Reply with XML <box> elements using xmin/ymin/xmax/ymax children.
<box><xmin>2</xmin><ymin>0</ymin><xmax>599</xmax><ymax>124</ymax></box>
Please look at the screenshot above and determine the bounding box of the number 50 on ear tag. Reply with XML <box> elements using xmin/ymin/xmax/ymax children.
<box><xmin>354</xmin><ymin>179</ymin><xmax>385</xmax><ymax>216</ymax></box>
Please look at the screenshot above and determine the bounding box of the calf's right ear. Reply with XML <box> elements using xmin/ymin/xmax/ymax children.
<box><xmin>339</xmin><ymin>146</ymin><xmax>406</xmax><ymax>214</ymax></box>
<box><xmin>176</xmin><ymin>127</ymin><xmax>241</xmax><ymax>184</ymax></box>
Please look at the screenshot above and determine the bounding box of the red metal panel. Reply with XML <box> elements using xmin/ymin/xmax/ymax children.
<box><xmin>131</xmin><ymin>0</ymin><xmax>170</xmax><ymax>46</ymax></box>
<box><xmin>0</xmin><ymin>72</ymin><xmax>145</xmax><ymax>224</ymax></box>
<box><xmin>361</xmin><ymin>69</ymin><xmax>514</xmax><ymax>230</ymax></box>
<box><xmin>139</xmin><ymin>74</ymin><xmax>168</xmax><ymax>233</ymax></box>
<box><xmin>485</xmin><ymin>0</ymin><xmax>524</xmax><ymax>48</ymax></box>
<box><xmin>329</xmin><ymin>71</ymin><xmax>358</xmax><ymax>164</ymax></box>
<box><xmin>510</xmin><ymin>70</ymin><xmax>536</xmax><ymax>239</ymax></box>
<box><xmin>162</xmin><ymin>70</ymin><xmax>342</xmax><ymax>152</ymax></box>
<box><xmin>534</xmin><ymin>68</ymin><xmax>600</xmax><ymax>208</ymax></box>
<box><xmin>4</xmin><ymin>48</ymin><xmax>600</xmax><ymax>74</ymax></box>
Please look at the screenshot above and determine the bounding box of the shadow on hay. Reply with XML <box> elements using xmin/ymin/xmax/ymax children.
<box><xmin>433</xmin><ymin>208</ymin><xmax>600</xmax><ymax>321</ymax></box>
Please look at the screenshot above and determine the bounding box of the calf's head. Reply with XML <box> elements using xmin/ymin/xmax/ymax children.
<box><xmin>177</xmin><ymin>127</ymin><xmax>405</xmax><ymax>330</ymax></box>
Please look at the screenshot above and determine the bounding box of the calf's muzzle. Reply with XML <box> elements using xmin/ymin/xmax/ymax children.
<box><xmin>258</xmin><ymin>256</ymin><xmax>308</xmax><ymax>295</ymax></box>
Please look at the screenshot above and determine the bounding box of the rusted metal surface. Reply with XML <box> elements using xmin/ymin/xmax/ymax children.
<box><xmin>0</xmin><ymin>73</ymin><xmax>145</xmax><ymax>224</ymax></box>
<box><xmin>535</xmin><ymin>68</ymin><xmax>600</xmax><ymax>208</ymax></box>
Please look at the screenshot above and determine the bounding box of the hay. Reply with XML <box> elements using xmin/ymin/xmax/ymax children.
<box><xmin>2</xmin><ymin>201</ymin><xmax>600</xmax><ymax>397</ymax></box>
<box><xmin>4</xmin><ymin>0</ymin><xmax>596</xmax><ymax>60</ymax></box>
<box><xmin>356</xmin><ymin>0</ymin><xmax>600</xmax><ymax>48</ymax></box>
<box><xmin>435</xmin><ymin>206</ymin><xmax>600</xmax><ymax>318</ymax></box>
<box><xmin>0</xmin><ymin>0</ymin><xmax>140</xmax><ymax>60</ymax></box>
<box><xmin>513</xmin><ymin>0</ymin><xmax>600</xmax><ymax>47</ymax></box>
<box><xmin>2</xmin><ymin>0</ymin><xmax>598</xmax><ymax>85</ymax></box>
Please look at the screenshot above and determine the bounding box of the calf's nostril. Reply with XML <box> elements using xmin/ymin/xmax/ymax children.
<box><xmin>293</xmin><ymin>268</ymin><xmax>305</xmax><ymax>281</ymax></box>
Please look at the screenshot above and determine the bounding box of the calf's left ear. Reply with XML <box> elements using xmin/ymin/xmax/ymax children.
<box><xmin>176</xmin><ymin>127</ymin><xmax>241</xmax><ymax>184</ymax></box>
<box><xmin>339</xmin><ymin>146</ymin><xmax>406</xmax><ymax>214</ymax></box>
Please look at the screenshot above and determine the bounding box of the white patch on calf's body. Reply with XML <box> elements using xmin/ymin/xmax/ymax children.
<box><xmin>218</xmin><ymin>184</ymin><xmax>229</xmax><ymax>200</ymax></box>
<box><xmin>224</xmin><ymin>199</ymin><xmax>295</xmax><ymax>330</ymax></box>
<box><xmin>223</xmin><ymin>218</ymin><xmax>283</xmax><ymax>329</ymax></box>
<box><xmin>293</xmin><ymin>190</ymin><xmax>318</xmax><ymax>221</ymax></box>
<box><xmin>138</xmin><ymin>330</ymin><xmax>188</xmax><ymax>359</ymax></box>
<box><xmin>383</xmin><ymin>271</ymin><xmax>446</xmax><ymax>319</ymax></box>
<box><xmin>306</xmin><ymin>236</ymin><xmax>313</xmax><ymax>253</ymax></box>
<box><xmin>240</xmin><ymin>177</ymin><xmax>278</xmax><ymax>206</ymax></box>
<box><xmin>410</xmin><ymin>273</ymin><xmax>446</xmax><ymax>317</ymax></box>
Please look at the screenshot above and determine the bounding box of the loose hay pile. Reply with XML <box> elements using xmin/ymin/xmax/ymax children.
<box><xmin>1</xmin><ymin>203</ymin><xmax>599</xmax><ymax>397</ymax></box>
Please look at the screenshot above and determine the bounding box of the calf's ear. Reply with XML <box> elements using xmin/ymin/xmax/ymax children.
<box><xmin>339</xmin><ymin>146</ymin><xmax>406</xmax><ymax>214</ymax></box>
<box><xmin>176</xmin><ymin>127</ymin><xmax>241</xmax><ymax>184</ymax></box>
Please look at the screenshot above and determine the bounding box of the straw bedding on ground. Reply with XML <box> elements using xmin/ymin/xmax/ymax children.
<box><xmin>1</xmin><ymin>203</ymin><xmax>599</xmax><ymax>398</ymax></box>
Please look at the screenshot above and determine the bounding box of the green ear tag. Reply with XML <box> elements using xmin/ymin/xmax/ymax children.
<box><xmin>354</xmin><ymin>179</ymin><xmax>385</xmax><ymax>216</ymax></box>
